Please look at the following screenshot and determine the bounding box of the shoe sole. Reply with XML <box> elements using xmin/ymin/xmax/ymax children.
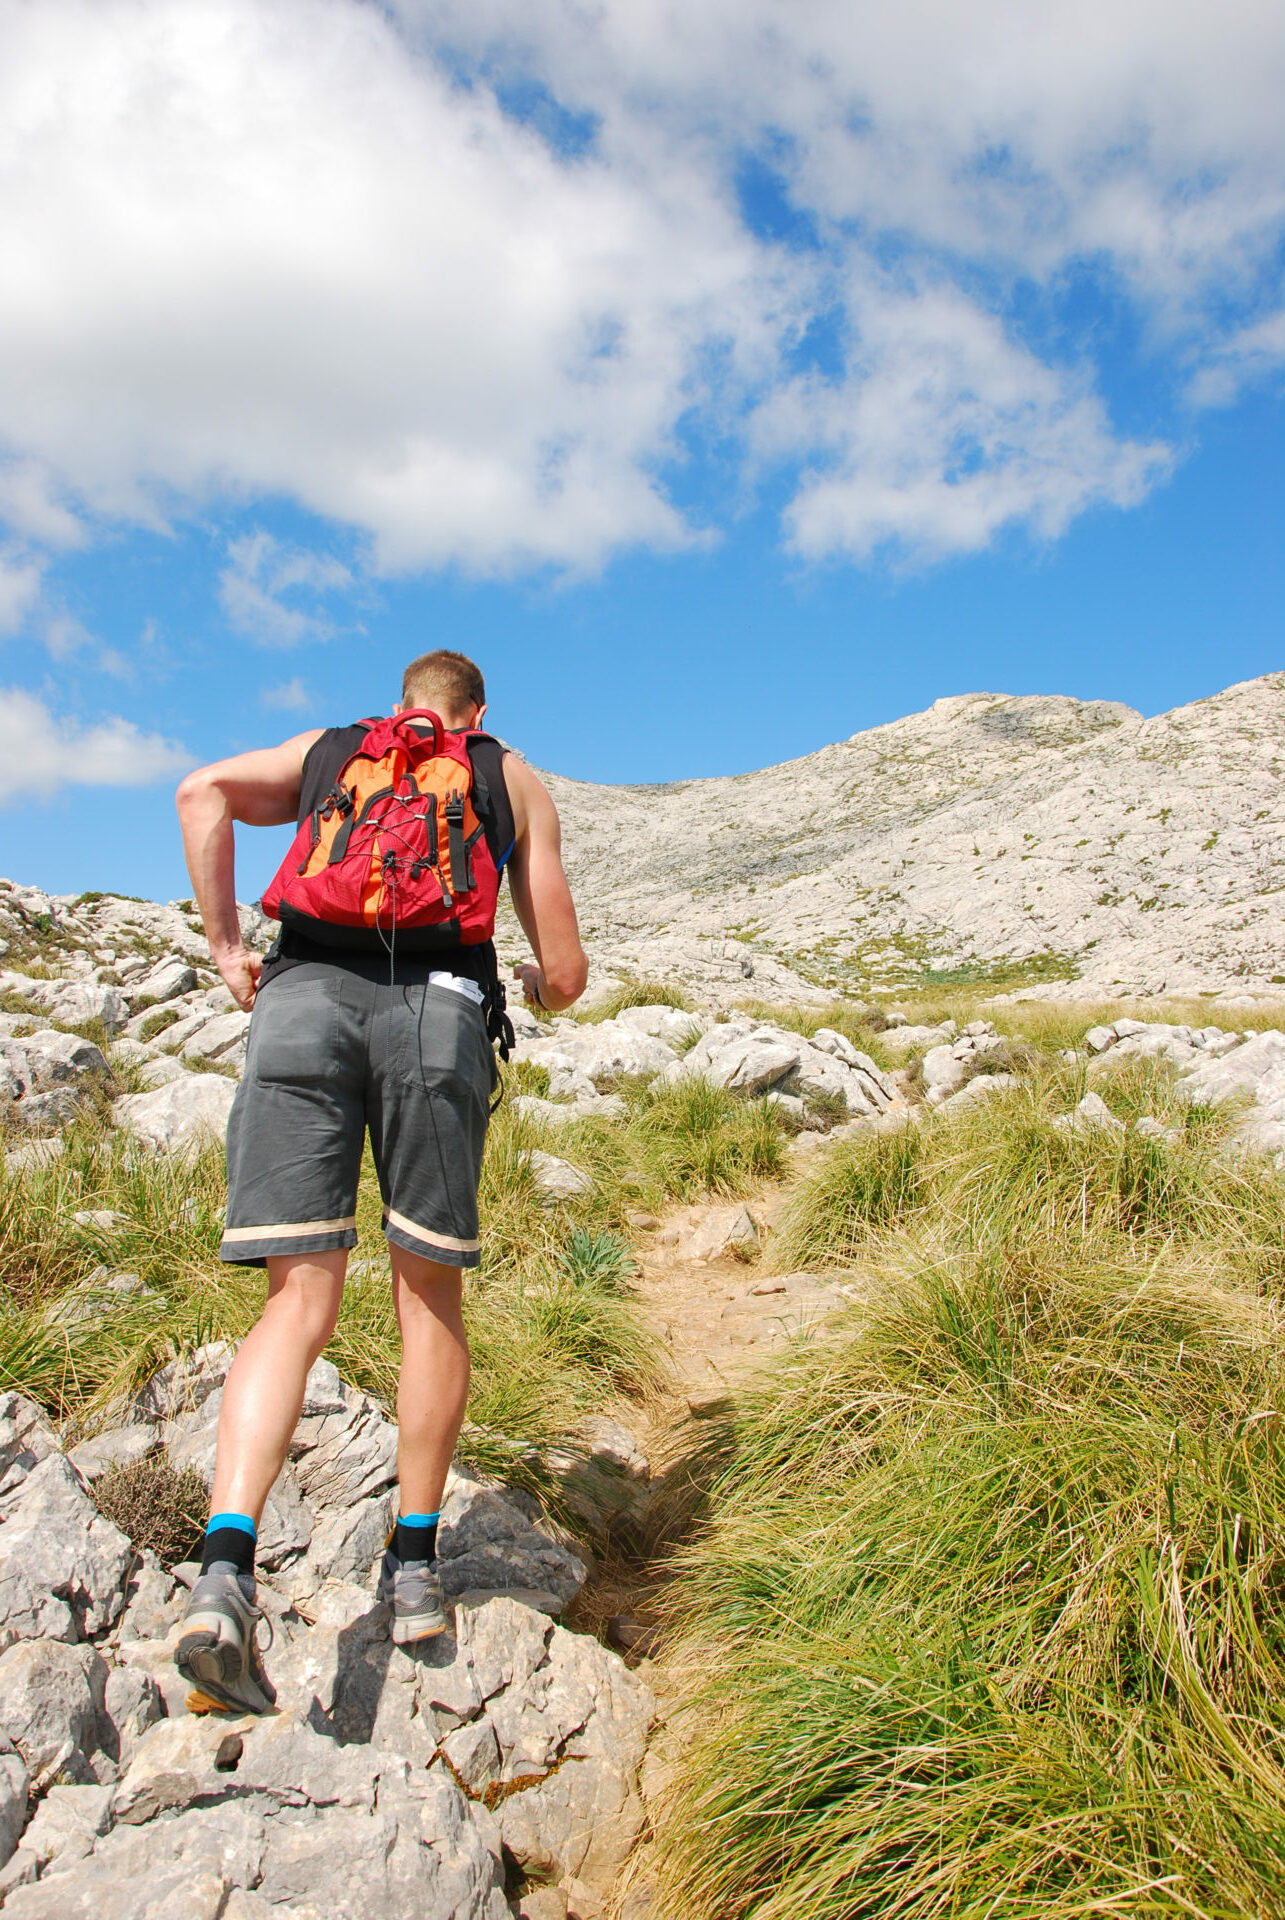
<box><xmin>175</xmin><ymin>1626</ymin><xmax>275</xmax><ymax>1717</ymax></box>
<box><xmin>388</xmin><ymin>1612</ymin><xmax>448</xmax><ymax>1644</ymax></box>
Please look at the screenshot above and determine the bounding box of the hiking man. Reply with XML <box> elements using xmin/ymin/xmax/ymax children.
<box><xmin>171</xmin><ymin>649</ymin><xmax>587</xmax><ymax>1713</ymax></box>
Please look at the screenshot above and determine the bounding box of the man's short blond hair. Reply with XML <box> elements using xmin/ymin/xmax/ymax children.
<box><xmin>401</xmin><ymin>649</ymin><xmax>486</xmax><ymax>720</ymax></box>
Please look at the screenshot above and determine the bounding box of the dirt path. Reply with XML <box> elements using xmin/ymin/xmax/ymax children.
<box><xmin>561</xmin><ymin>1180</ymin><xmax>861</xmax><ymax>1916</ymax></box>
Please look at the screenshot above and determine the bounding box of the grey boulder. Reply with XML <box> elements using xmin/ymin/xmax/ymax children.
<box><xmin>112</xmin><ymin>1075</ymin><xmax>237</xmax><ymax>1151</ymax></box>
<box><xmin>0</xmin><ymin>1454</ymin><xmax>132</xmax><ymax>1647</ymax></box>
<box><xmin>438</xmin><ymin>1477</ymin><xmax>588</xmax><ymax>1613</ymax></box>
<box><xmin>527</xmin><ymin>1150</ymin><xmax>594</xmax><ymax>1206</ymax></box>
<box><xmin>0</xmin><ymin>1639</ymin><xmax>109</xmax><ymax>1779</ymax></box>
<box><xmin>0</xmin><ymin>1737</ymin><xmax>27</xmax><ymax>1869</ymax></box>
<box><xmin>0</xmin><ymin>1393</ymin><xmax>58</xmax><ymax>1499</ymax></box>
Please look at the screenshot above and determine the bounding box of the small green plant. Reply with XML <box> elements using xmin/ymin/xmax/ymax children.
<box><xmin>553</xmin><ymin>1227</ymin><xmax>638</xmax><ymax>1294</ymax></box>
<box><xmin>139</xmin><ymin>1007</ymin><xmax>181</xmax><ymax>1042</ymax></box>
<box><xmin>801</xmin><ymin>1088</ymin><xmax>850</xmax><ymax>1132</ymax></box>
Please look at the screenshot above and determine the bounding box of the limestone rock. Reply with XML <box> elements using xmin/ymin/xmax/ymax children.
<box><xmin>0</xmin><ymin>1737</ymin><xmax>28</xmax><ymax>1870</ymax></box>
<box><xmin>577</xmin><ymin>1417</ymin><xmax>648</xmax><ymax>1480</ymax></box>
<box><xmin>114</xmin><ymin>1555</ymin><xmax>182</xmax><ymax>1645</ymax></box>
<box><xmin>1178</xmin><ymin>1029</ymin><xmax>1285</xmax><ymax>1107</ymax></box>
<box><xmin>289</xmin><ymin>1359</ymin><xmax>399</xmax><ymax>1509</ymax></box>
<box><xmin>438</xmin><ymin>1477</ymin><xmax>588</xmax><ymax>1613</ymax></box>
<box><xmin>30</xmin><ymin>981</ymin><xmax>128</xmax><ymax>1033</ymax></box>
<box><xmin>3</xmin><ymin>1137</ymin><xmax>64</xmax><ymax>1176</ymax></box>
<box><xmin>683</xmin><ymin>1025</ymin><xmax>800</xmax><ymax>1095</ymax></box>
<box><xmin>527</xmin><ymin>1151</ymin><xmax>594</xmax><ymax>1206</ymax></box>
<box><xmin>8</xmin><ymin>1782</ymin><xmax>112</xmax><ymax>1877</ymax></box>
<box><xmin>0</xmin><ymin>1393</ymin><xmax>58</xmax><ymax>1499</ymax></box>
<box><xmin>51</xmin><ymin>1713</ymin><xmax>513</xmax><ymax>1920</ymax></box>
<box><xmin>1</xmin><ymin>1030</ymin><xmax>114</xmax><ymax>1098</ymax></box>
<box><xmin>112</xmin><ymin>1074</ymin><xmax>237</xmax><ymax>1150</ymax></box>
<box><xmin>673</xmin><ymin>1203</ymin><xmax>758</xmax><ymax>1263</ymax></box>
<box><xmin>488</xmin><ymin>1615</ymin><xmax>655</xmax><ymax>1892</ymax></box>
<box><xmin>128</xmin><ymin>1342</ymin><xmax>233</xmax><ymax>1424</ymax></box>
<box><xmin>922</xmin><ymin>1044</ymin><xmax>967</xmax><ymax>1101</ymax></box>
<box><xmin>1053</xmin><ymin>1091</ymin><xmax>1125</xmax><ymax>1136</ymax></box>
<box><xmin>513</xmin><ymin>1008</ymin><xmax>704</xmax><ymax>1091</ymax></box>
<box><xmin>12</xmin><ymin>1089</ymin><xmax>83</xmax><ymax>1130</ymax></box>
<box><xmin>937</xmin><ymin>1071</ymin><xmax>1018</xmax><ymax>1110</ymax></box>
<box><xmin>0</xmin><ymin>1638</ymin><xmax>109</xmax><ymax>1778</ymax></box>
<box><xmin>69</xmin><ymin>1424</ymin><xmax>159</xmax><ymax>1484</ymax></box>
<box><xmin>130</xmin><ymin>960</ymin><xmax>196</xmax><ymax>1006</ymax></box>
<box><xmin>535</xmin><ymin>674</ymin><xmax>1285</xmax><ymax>998</ymax></box>
<box><xmin>136</xmin><ymin>1055</ymin><xmax>189</xmax><ymax>1088</ymax></box>
<box><xmin>181</xmin><ymin>1012</ymin><xmax>251</xmax><ymax>1063</ymax></box>
<box><xmin>0</xmin><ymin>1454</ymin><xmax>132</xmax><ymax>1647</ymax></box>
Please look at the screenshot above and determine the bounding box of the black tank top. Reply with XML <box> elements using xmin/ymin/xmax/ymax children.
<box><xmin>259</xmin><ymin>724</ymin><xmax>515</xmax><ymax>994</ymax></box>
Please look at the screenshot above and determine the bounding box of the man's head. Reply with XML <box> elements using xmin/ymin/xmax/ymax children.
<box><xmin>399</xmin><ymin>649</ymin><xmax>486</xmax><ymax>728</ymax></box>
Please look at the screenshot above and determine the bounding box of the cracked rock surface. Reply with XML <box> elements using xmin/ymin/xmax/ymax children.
<box><xmin>0</xmin><ymin>1354</ymin><xmax>651</xmax><ymax>1917</ymax></box>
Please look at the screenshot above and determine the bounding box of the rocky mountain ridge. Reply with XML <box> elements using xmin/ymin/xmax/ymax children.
<box><xmin>528</xmin><ymin>671</ymin><xmax>1285</xmax><ymax>1002</ymax></box>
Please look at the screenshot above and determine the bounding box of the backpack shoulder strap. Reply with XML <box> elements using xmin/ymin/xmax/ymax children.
<box><xmin>298</xmin><ymin>723</ymin><xmax>369</xmax><ymax>827</ymax></box>
<box><xmin>466</xmin><ymin>735</ymin><xmax>516</xmax><ymax>871</ymax></box>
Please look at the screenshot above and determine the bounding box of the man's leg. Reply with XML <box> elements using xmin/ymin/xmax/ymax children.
<box><xmin>176</xmin><ymin>1250</ymin><xmax>345</xmax><ymax>1714</ymax></box>
<box><xmin>391</xmin><ymin>1248</ymin><xmax>471</xmax><ymax>1514</ymax></box>
<box><xmin>208</xmin><ymin>1248</ymin><xmax>348</xmax><ymax>1522</ymax></box>
<box><xmin>376</xmin><ymin>1250</ymin><xmax>470</xmax><ymax>1642</ymax></box>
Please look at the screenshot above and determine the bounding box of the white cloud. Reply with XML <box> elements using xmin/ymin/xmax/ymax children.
<box><xmin>757</xmin><ymin>281</ymin><xmax>1170</xmax><ymax>562</ymax></box>
<box><xmin>219</xmin><ymin>533</ymin><xmax>353</xmax><ymax>646</ymax></box>
<box><xmin>0</xmin><ymin>550</ymin><xmax>45</xmax><ymax>635</ymax></box>
<box><xmin>0</xmin><ymin>688</ymin><xmax>192</xmax><ymax>798</ymax></box>
<box><xmin>43</xmin><ymin>609</ymin><xmax>96</xmax><ymax>659</ymax></box>
<box><xmin>0</xmin><ymin>0</ymin><xmax>1278</xmax><ymax>578</ymax></box>
<box><xmin>260</xmin><ymin>676</ymin><xmax>312</xmax><ymax>713</ymax></box>
<box><xmin>1187</xmin><ymin>306</ymin><xmax>1285</xmax><ymax>408</ymax></box>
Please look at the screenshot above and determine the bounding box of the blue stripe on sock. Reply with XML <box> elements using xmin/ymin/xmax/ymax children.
<box><xmin>206</xmin><ymin>1511</ymin><xmax>257</xmax><ymax>1539</ymax></box>
<box><xmin>398</xmin><ymin>1511</ymin><xmax>440</xmax><ymax>1526</ymax></box>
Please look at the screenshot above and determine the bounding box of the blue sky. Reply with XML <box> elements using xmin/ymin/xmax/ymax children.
<box><xmin>0</xmin><ymin>0</ymin><xmax>1281</xmax><ymax>904</ymax></box>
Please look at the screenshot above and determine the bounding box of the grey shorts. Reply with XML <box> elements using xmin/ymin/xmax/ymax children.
<box><xmin>219</xmin><ymin>965</ymin><xmax>496</xmax><ymax>1269</ymax></box>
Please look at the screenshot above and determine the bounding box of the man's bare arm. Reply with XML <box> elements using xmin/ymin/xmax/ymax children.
<box><xmin>176</xmin><ymin>732</ymin><xmax>322</xmax><ymax>1010</ymax></box>
<box><xmin>502</xmin><ymin>757</ymin><xmax>588</xmax><ymax>1013</ymax></box>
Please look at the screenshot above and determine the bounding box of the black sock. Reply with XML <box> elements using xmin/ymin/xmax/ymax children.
<box><xmin>393</xmin><ymin>1513</ymin><xmax>439</xmax><ymax>1563</ymax></box>
<box><xmin>201</xmin><ymin>1524</ymin><xmax>256</xmax><ymax>1578</ymax></box>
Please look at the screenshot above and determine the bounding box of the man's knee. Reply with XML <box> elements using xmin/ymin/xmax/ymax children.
<box><xmin>263</xmin><ymin>1255</ymin><xmax>346</xmax><ymax>1350</ymax></box>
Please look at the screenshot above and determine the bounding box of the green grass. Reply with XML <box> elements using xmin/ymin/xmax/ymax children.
<box><xmin>576</xmin><ymin>975</ymin><xmax>697</xmax><ymax>1022</ymax></box>
<box><xmin>623</xmin><ymin>1076</ymin><xmax>789</xmax><ymax>1203</ymax></box>
<box><xmin>648</xmin><ymin>1060</ymin><xmax>1285</xmax><ymax>1920</ymax></box>
<box><xmin>772</xmin><ymin>1124</ymin><xmax>929</xmax><ymax>1268</ymax></box>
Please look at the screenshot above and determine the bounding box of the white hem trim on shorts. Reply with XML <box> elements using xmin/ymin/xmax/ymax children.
<box><xmin>383</xmin><ymin>1205</ymin><xmax>480</xmax><ymax>1255</ymax></box>
<box><xmin>221</xmin><ymin>1215</ymin><xmax>356</xmax><ymax>1243</ymax></box>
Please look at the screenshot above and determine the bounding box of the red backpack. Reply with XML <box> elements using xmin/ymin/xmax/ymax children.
<box><xmin>261</xmin><ymin>710</ymin><xmax>508</xmax><ymax>950</ymax></box>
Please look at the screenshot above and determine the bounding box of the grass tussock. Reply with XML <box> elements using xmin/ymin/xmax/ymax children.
<box><xmin>624</xmin><ymin>1076</ymin><xmax>788</xmax><ymax>1203</ymax></box>
<box><xmin>772</xmin><ymin>1070</ymin><xmax>1285</xmax><ymax>1283</ymax></box>
<box><xmin>577</xmin><ymin>976</ymin><xmax>696</xmax><ymax>1022</ymax></box>
<box><xmin>648</xmin><ymin>1055</ymin><xmax>1285</xmax><ymax>1920</ymax></box>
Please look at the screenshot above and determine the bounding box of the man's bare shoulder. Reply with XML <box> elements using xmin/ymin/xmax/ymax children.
<box><xmin>500</xmin><ymin>751</ymin><xmax>559</xmax><ymax>835</ymax></box>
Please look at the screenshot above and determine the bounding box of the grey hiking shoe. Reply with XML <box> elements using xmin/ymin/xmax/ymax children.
<box><xmin>377</xmin><ymin>1544</ymin><xmax>447</xmax><ymax>1644</ymax></box>
<box><xmin>175</xmin><ymin>1564</ymin><xmax>276</xmax><ymax>1716</ymax></box>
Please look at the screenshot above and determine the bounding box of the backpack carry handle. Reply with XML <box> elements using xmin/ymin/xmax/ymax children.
<box><xmin>393</xmin><ymin>708</ymin><xmax>445</xmax><ymax>755</ymax></box>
